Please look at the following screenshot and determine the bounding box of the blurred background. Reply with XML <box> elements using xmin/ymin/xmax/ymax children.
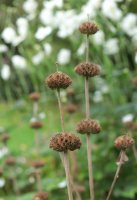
<box><xmin>0</xmin><ymin>0</ymin><xmax>137</xmax><ymax>199</ymax></box>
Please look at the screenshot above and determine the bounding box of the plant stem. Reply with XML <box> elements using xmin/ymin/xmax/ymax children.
<box><xmin>106</xmin><ymin>150</ymin><xmax>125</xmax><ymax>200</ymax></box>
<box><xmin>33</xmin><ymin>101</ymin><xmax>38</xmax><ymax>117</ymax></box>
<box><xmin>63</xmin><ymin>151</ymin><xmax>73</xmax><ymax>200</ymax></box>
<box><xmin>56</xmin><ymin>89</ymin><xmax>65</xmax><ymax>132</ymax></box>
<box><xmin>85</xmin><ymin>77</ymin><xmax>90</xmax><ymax>118</ymax></box>
<box><xmin>36</xmin><ymin>169</ymin><xmax>43</xmax><ymax>192</ymax></box>
<box><xmin>132</xmin><ymin>144</ymin><xmax>137</xmax><ymax>163</ymax></box>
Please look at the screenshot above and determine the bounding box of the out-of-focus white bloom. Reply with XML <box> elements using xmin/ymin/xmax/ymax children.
<box><xmin>12</xmin><ymin>55</ymin><xmax>27</xmax><ymax>69</ymax></box>
<box><xmin>60</xmin><ymin>90</ymin><xmax>67</xmax><ymax>103</ymax></box>
<box><xmin>39</xmin><ymin>112</ymin><xmax>46</xmax><ymax>119</ymax></box>
<box><xmin>101</xmin><ymin>85</ymin><xmax>109</xmax><ymax>94</ymax></box>
<box><xmin>81</xmin><ymin>0</ymin><xmax>101</xmax><ymax>18</ymax></box>
<box><xmin>101</xmin><ymin>0</ymin><xmax>122</xmax><ymax>21</ymax></box>
<box><xmin>43</xmin><ymin>43</ymin><xmax>52</xmax><ymax>55</ymax></box>
<box><xmin>35</xmin><ymin>26</ymin><xmax>52</xmax><ymax>40</ymax></box>
<box><xmin>0</xmin><ymin>44</ymin><xmax>8</xmax><ymax>53</ymax></box>
<box><xmin>122</xmin><ymin>114</ymin><xmax>133</xmax><ymax>123</ymax></box>
<box><xmin>43</xmin><ymin>0</ymin><xmax>63</xmax><ymax>10</ymax></box>
<box><xmin>58</xmin><ymin>180</ymin><xmax>67</xmax><ymax>188</ymax></box>
<box><xmin>1</xmin><ymin>64</ymin><xmax>10</xmax><ymax>80</ymax></box>
<box><xmin>12</xmin><ymin>35</ymin><xmax>25</xmax><ymax>46</ymax></box>
<box><xmin>57</xmin><ymin>49</ymin><xmax>71</xmax><ymax>65</ymax></box>
<box><xmin>16</xmin><ymin>17</ymin><xmax>28</xmax><ymax>38</ymax></box>
<box><xmin>32</xmin><ymin>51</ymin><xmax>44</xmax><ymax>65</ymax></box>
<box><xmin>0</xmin><ymin>147</ymin><xmax>8</xmax><ymax>159</ymax></box>
<box><xmin>77</xmin><ymin>43</ymin><xmax>85</xmax><ymax>56</ymax></box>
<box><xmin>40</xmin><ymin>9</ymin><xmax>54</xmax><ymax>26</ymax></box>
<box><xmin>23</xmin><ymin>0</ymin><xmax>37</xmax><ymax>14</ymax></box>
<box><xmin>93</xmin><ymin>91</ymin><xmax>103</xmax><ymax>103</ymax></box>
<box><xmin>29</xmin><ymin>176</ymin><xmax>35</xmax><ymax>183</ymax></box>
<box><xmin>121</xmin><ymin>13</ymin><xmax>137</xmax><ymax>36</ymax></box>
<box><xmin>135</xmin><ymin>52</ymin><xmax>137</xmax><ymax>64</ymax></box>
<box><xmin>93</xmin><ymin>30</ymin><xmax>105</xmax><ymax>45</ymax></box>
<box><xmin>1</xmin><ymin>27</ymin><xmax>16</xmax><ymax>44</ymax></box>
<box><xmin>104</xmin><ymin>38</ymin><xmax>119</xmax><ymax>55</ymax></box>
<box><xmin>0</xmin><ymin>179</ymin><xmax>5</xmax><ymax>188</ymax></box>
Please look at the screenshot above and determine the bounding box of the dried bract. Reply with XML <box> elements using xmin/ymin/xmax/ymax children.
<box><xmin>115</xmin><ymin>135</ymin><xmax>134</xmax><ymax>150</ymax></box>
<box><xmin>29</xmin><ymin>92</ymin><xmax>40</xmax><ymax>101</ymax></box>
<box><xmin>79</xmin><ymin>21</ymin><xmax>99</xmax><ymax>35</ymax></box>
<box><xmin>34</xmin><ymin>191</ymin><xmax>48</xmax><ymax>200</ymax></box>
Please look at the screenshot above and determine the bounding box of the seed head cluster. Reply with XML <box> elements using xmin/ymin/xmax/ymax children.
<box><xmin>76</xmin><ymin>119</ymin><xmax>101</xmax><ymax>134</ymax></box>
<box><xmin>30</xmin><ymin>121</ymin><xmax>43</xmax><ymax>129</ymax></box>
<box><xmin>46</xmin><ymin>72</ymin><xmax>72</xmax><ymax>89</ymax></box>
<box><xmin>79</xmin><ymin>21</ymin><xmax>99</xmax><ymax>35</ymax></box>
<box><xmin>34</xmin><ymin>192</ymin><xmax>48</xmax><ymax>200</ymax></box>
<box><xmin>31</xmin><ymin>160</ymin><xmax>45</xmax><ymax>169</ymax></box>
<box><xmin>29</xmin><ymin>92</ymin><xmax>40</xmax><ymax>101</ymax></box>
<box><xmin>50</xmin><ymin>132</ymin><xmax>81</xmax><ymax>152</ymax></box>
<box><xmin>115</xmin><ymin>135</ymin><xmax>134</xmax><ymax>150</ymax></box>
<box><xmin>75</xmin><ymin>62</ymin><xmax>100</xmax><ymax>78</ymax></box>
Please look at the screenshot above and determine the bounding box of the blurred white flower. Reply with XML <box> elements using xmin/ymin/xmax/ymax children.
<box><xmin>93</xmin><ymin>30</ymin><xmax>105</xmax><ymax>45</ymax></box>
<box><xmin>60</xmin><ymin>90</ymin><xmax>67</xmax><ymax>103</ymax></box>
<box><xmin>122</xmin><ymin>114</ymin><xmax>133</xmax><ymax>123</ymax></box>
<box><xmin>1</xmin><ymin>64</ymin><xmax>10</xmax><ymax>80</ymax></box>
<box><xmin>77</xmin><ymin>43</ymin><xmax>85</xmax><ymax>56</ymax></box>
<box><xmin>57</xmin><ymin>49</ymin><xmax>71</xmax><ymax>65</ymax></box>
<box><xmin>1</xmin><ymin>27</ymin><xmax>16</xmax><ymax>44</ymax></box>
<box><xmin>40</xmin><ymin>9</ymin><xmax>54</xmax><ymax>26</ymax></box>
<box><xmin>121</xmin><ymin>13</ymin><xmax>137</xmax><ymax>36</ymax></box>
<box><xmin>58</xmin><ymin>180</ymin><xmax>67</xmax><ymax>188</ymax></box>
<box><xmin>12</xmin><ymin>55</ymin><xmax>27</xmax><ymax>69</ymax></box>
<box><xmin>43</xmin><ymin>0</ymin><xmax>63</xmax><ymax>10</ymax></box>
<box><xmin>101</xmin><ymin>0</ymin><xmax>122</xmax><ymax>21</ymax></box>
<box><xmin>16</xmin><ymin>17</ymin><xmax>28</xmax><ymax>38</ymax></box>
<box><xmin>135</xmin><ymin>52</ymin><xmax>137</xmax><ymax>64</ymax></box>
<box><xmin>12</xmin><ymin>35</ymin><xmax>25</xmax><ymax>46</ymax></box>
<box><xmin>23</xmin><ymin>0</ymin><xmax>37</xmax><ymax>14</ymax></box>
<box><xmin>81</xmin><ymin>0</ymin><xmax>101</xmax><ymax>18</ymax></box>
<box><xmin>0</xmin><ymin>179</ymin><xmax>5</xmax><ymax>188</ymax></box>
<box><xmin>101</xmin><ymin>85</ymin><xmax>109</xmax><ymax>94</ymax></box>
<box><xmin>0</xmin><ymin>44</ymin><xmax>8</xmax><ymax>53</ymax></box>
<box><xmin>43</xmin><ymin>43</ymin><xmax>52</xmax><ymax>55</ymax></box>
<box><xmin>35</xmin><ymin>26</ymin><xmax>52</xmax><ymax>40</ymax></box>
<box><xmin>93</xmin><ymin>91</ymin><xmax>103</xmax><ymax>103</ymax></box>
<box><xmin>32</xmin><ymin>51</ymin><xmax>44</xmax><ymax>65</ymax></box>
<box><xmin>104</xmin><ymin>38</ymin><xmax>119</xmax><ymax>55</ymax></box>
<box><xmin>39</xmin><ymin>112</ymin><xmax>46</xmax><ymax>119</ymax></box>
<box><xmin>0</xmin><ymin>147</ymin><xmax>8</xmax><ymax>159</ymax></box>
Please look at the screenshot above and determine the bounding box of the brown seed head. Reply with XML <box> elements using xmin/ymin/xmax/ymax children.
<box><xmin>115</xmin><ymin>135</ymin><xmax>134</xmax><ymax>150</ymax></box>
<box><xmin>30</xmin><ymin>121</ymin><xmax>43</xmax><ymax>129</ymax></box>
<box><xmin>49</xmin><ymin>133</ymin><xmax>81</xmax><ymax>152</ymax></box>
<box><xmin>76</xmin><ymin>119</ymin><xmax>101</xmax><ymax>134</ymax></box>
<box><xmin>29</xmin><ymin>92</ymin><xmax>40</xmax><ymax>101</ymax></box>
<box><xmin>75</xmin><ymin>62</ymin><xmax>100</xmax><ymax>78</ymax></box>
<box><xmin>5</xmin><ymin>156</ymin><xmax>16</xmax><ymax>166</ymax></box>
<box><xmin>34</xmin><ymin>192</ymin><xmax>48</xmax><ymax>200</ymax></box>
<box><xmin>79</xmin><ymin>21</ymin><xmax>99</xmax><ymax>35</ymax></box>
<box><xmin>31</xmin><ymin>160</ymin><xmax>45</xmax><ymax>169</ymax></box>
<box><xmin>46</xmin><ymin>71</ymin><xmax>72</xmax><ymax>89</ymax></box>
<box><xmin>1</xmin><ymin>133</ymin><xmax>10</xmax><ymax>143</ymax></box>
<box><xmin>65</xmin><ymin>104</ymin><xmax>78</xmax><ymax>114</ymax></box>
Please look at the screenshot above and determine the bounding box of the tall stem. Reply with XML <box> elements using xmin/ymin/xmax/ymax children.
<box><xmin>56</xmin><ymin>89</ymin><xmax>65</xmax><ymax>132</ymax></box>
<box><xmin>33</xmin><ymin>101</ymin><xmax>38</xmax><ymax>117</ymax></box>
<box><xmin>36</xmin><ymin>169</ymin><xmax>43</xmax><ymax>192</ymax></box>
<box><xmin>85</xmin><ymin>77</ymin><xmax>90</xmax><ymax>118</ymax></box>
<box><xmin>132</xmin><ymin>144</ymin><xmax>137</xmax><ymax>163</ymax></box>
<box><xmin>106</xmin><ymin>150</ymin><xmax>125</xmax><ymax>200</ymax></box>
<box><xmin>63</xmin><ymin>151</ymin><xmax>73</xmax><ymax>200</ymax></box>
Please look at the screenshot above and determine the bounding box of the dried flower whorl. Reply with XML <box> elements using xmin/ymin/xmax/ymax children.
<box><xmin>34</xmin><ymin>192</ymin><xmax>48</xmax><ymax>200</ymax></box>
<box><xmin>76</xmin><ymin>119</ymin><xmax>101</xmax><ymax>134</ymax></box>
<box><xmin>65</xmin><ymin>104</ymin><xmax>78</xmax><ymax>114</ymax></box>
<box><xmin>30</xmin><ymin>121</ymin><xmax>43</xmax><ymax>129</ymax></box>
<box><xmin>31</xmin><ymin>160</ymin><xmax>45</xmax><ymax>169</ymax></box>
<box><xmin>115</xmin><ymin>135</ymin><xmax>134</xmax><ymax>150</ymax></box>
<box><xmin>5</xmin><ymin>156</ymin><xmax>16</xmax><ymax>166</ymax></box>
<box><xmin>50</xmin><ymin>133</ymin><xmax>81</xmax><ymax>152</ymax></box>
<box><xmin>79</xmin><ymin>21</ymin><xmax>99</xmax><ymax>35</ymax></box>
<box><xmin>46</xmin><ymin>72</ymin><xmax>72</xmax><ymax>89</ymax></box>
<box><xmin>29</xmin><ymin>92</ymin><xmax>40</xmax><ymax>101</ymax></box>
<box><xmin>75</xmin><ymin>62</ymin><xmax>100</xmax><ymax>78</ymax></box>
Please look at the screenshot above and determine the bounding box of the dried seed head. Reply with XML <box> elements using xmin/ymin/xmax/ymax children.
<box><xmin>1</xmin><ymin>133</ymin><xmax>10</xmax><ymax>143</ymax></box>
<box><xmin>132</xmin><ymin>77</ymin><xmax>137</xmax><ymax>86</ymax></box>
<box><xmin>115</xmin><ymin>135</ymin><xmax>134</xmax><ymax>150</ymax></box>
<box><xmin>5</xmin><ymin>156</ymin><xmax>16</xmax><ymax>166</ymax></box>
<box><xmin>46</xmin><ymin>72</ymin><xmax>72</xmax><ymax>89</ymax></box>
<box><xmin>49</xmin><ymin>133</ymin><xmax>81</xmax><ymax>152</ymax></box>
<box><xmin>29</xmin><ymin>92</ymin><xmax>40</xmax><ymax>101</ymax></box>
<box><xmin>34</xmin><ymin>192</ymin><xmax>48</xmax><ymax>200</ymax></box>
<box><xmin>76</xmin><ymin>119</ymin><xmax>101</xmax><ymax>134</ymax></box>
<box><xmin>31</xmin><ymin>160</ymin><xmax>45</xmax><ymax>169</ymax></box>
<box><xmin>65</xmin><ymin>104</ymin><xmax>78</xmax><ymax>114</ymax></box>
<box><xmin>30</xmin><ymin>121</ymin><xmax>43</xmax><ymax>129</ymax></box>
<box><xmin>79</xmin><ymin>21</ymin><xmax>99</xmax><ymax>35</ymax></box>
<box><xmin>75</xmin><ymin>62</ymin><xmax>100</xmax><ymax>78</ymax></box>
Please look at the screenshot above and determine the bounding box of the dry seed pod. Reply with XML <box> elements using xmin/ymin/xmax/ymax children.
<box><xmin>46</xmin><ymin>72</ymin><xmax>72</xmax><ymax>89</ymax></box>
<box><xmin>34</xmin><ymin>191</ymin><xmax>48</xmax><ymax>200</ymax></box>
<box><xmin>1</xmin><ymin>133</ymin><xmax>10</xmax><ymax>143</ymax></box>
<box><xmin>31</xmin><ymin>160</ymin><xmax>45</xmax><ymax>169</ymax></box>
<box><xmin>5</xmin><ymin>156</ymin><xmax>16</xmax><ymax>166</ymax></box>
<box><xmin>65</xmin><ymin>104</ymin><xmax>78</xmax><ymax>114</ymax></box>
<box><xmin>29</xmin><ymin>92</ymin><xmax>40</xmax><ymax>101</ymax></box>
<box><xmin>76</xmin><ymin>119</ymin><xmax>101</xmax><ymax>134</ymax></box>
<box><xmin>115</xmin><ymin>135</ymin><xmax>134</xmax><ymax>150</ymax></box>
<box><xmin>30</xmin><ymin>121</ymin><xmax>43</xmax><ymax>129</ymax></box>
<box><xmin>75</xmin><ymin>62</ymin><xmax>100</xmax><ymax>78</ymax></box>
<box><xmin>79</xmin><ymin>21</ymin><xmax>99</xmax><ymax>35</ymax></box>
<box><xmin>49</xmin><ymin>132</ymin><xmax>81</xmax><ymax>152</ymax></box>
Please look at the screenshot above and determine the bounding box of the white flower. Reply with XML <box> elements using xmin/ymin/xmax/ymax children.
<box><xmin>0</xmin><ymin>44</ymin><xmax>8</xmax><ymax>53</ymax></box>
<box><xmin>0</xmin><ymin>179</ymin><xmax>5</xmax><ymax>188</ymax></box>
<box><xmin>93</xmin><ymin>91</ymin><xmax>103</xmax><ymax>103</ymax></box>
<box><xmin>1</xmin><ymin>27</ymin><xmax>16</xmax><ymax>44</ymax></box>
<box><xmin>43</xmin><ymin>0</ymin><xmax>63</xmax><ymax>10</ymax></box>
<box><xmin>58</xmin><ymin>180</ymin><xmax>67</xmax><ymax>188</ymax></box>
<box><xmin>122</xmin><ymin>114</ymin><xmax>133</xmax><ymax>123</ymax></box>
<box><xmin>16</xmin><ymin>17</ymin><xmax>28</xmax><ymax>38</ymax></box>
<box><xmin>93</xmin><ymin>30</ymin><xmax>105</xmax><ymax>45</ymax></box>
<box><xmin>12</xmin><ymin>55</ymin><xmax>27</xmax><ymax>69</ymax></box>
<box><xmin>40</xmin><ymin>9</ymin><xmax>54</xmax><ymax>26</ymax></box>
<box><xmin>43</xmin><ymin>43</ymin><xmax>52</xmax><ymax>55</ymax></box>
<box><xmin>135</xmin><ymin>52</ymin><xmax>137</xmax><ymax>64</ymax></box>
<box><xmin>39</xmin><ymin>112</ymin><xmax>46</xmax><ymax>119</ymax></box>
<box><xmin>12</xmin><ymin>35</ymin><xmax>25</xmax><ymax>46</ymax></box>
<box><xmin>57</xmin><ymin>49</ymin><xmax>71</xmax><ymax>65</ymax></box>
<box><xmin>35</xmin><ymin>26</ymin><xmax>52</xmax><ymax>40</ymax></box>
<box><xmin>104</xmin><ymin>38</ymin><xmax>119</xmax><ymax>55</ymax></box>
<box><xmin>32</xmin><ymin>51</ymin><xmax>44</xmax><ymax>65</ymax></box>
<box><xmin>101</xmin><ymin>0</ymin><xmax>122</xmax><ymax>21</ymax></box>
<box><xmin>1</xmin><ymin>64</ymin><xmax>10</xmax><ymax>80</ymax></box>
<box><xmin>0</xmin><ymin>147</ymin><xmax>8</xmax><ymax>159</ymax></box>
<box><xmin>23</xmin><ymin>0</ymin><xmax>37</xmax><ymax>14</ymax></box>
<box><xmin>101</xmin><ymin>85</ymin><xmax>109</xmax><ymax>94</ymax></box>
<box><xmin>121</xmin><ymin>13</ymin><xmax>137</xmax><ymax>36</ymax></box>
